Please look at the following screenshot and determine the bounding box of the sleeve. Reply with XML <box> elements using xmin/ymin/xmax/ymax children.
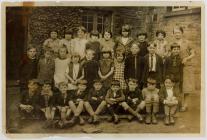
<box><xmin>158</xmin><ymin>86</ymin><xmax>165</xmax><ymax>103</ymax></box>
<box><xmin>124</xmin><ymin>57</ymin><xmax>129</xmax><ymax>80</ymax></box>
<box><xmin>137</xmin><ymin>89</ymin><xmax>144</xmax><ymax>101</ymax></box>
<box><xmin>142</xmin><ymin>89</ymin><xmax>146</xmax><ymax>100</ymax></box>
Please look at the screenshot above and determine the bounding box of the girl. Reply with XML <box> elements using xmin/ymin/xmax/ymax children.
<box><xmin>54</xmin><ymin>46</ymin><xmax>70</xmax><ymax>88</ymax></box>
<box><xmin>71</xmin><ymin>26</ymin><xmax>88</xmax><ymax>60</ymax></box>
<box><xmin>137</xmin><ymin>32</ymin><xmax>149</xmax><ymax>58</ymax></box>
<box><xmin>65</xmin><ymin>53</ymin><xmax>84</xmax><ymax>90</ymax></box>
<box><xmin>172</xmin><ymin>26</ymin><xmax>195</xmax><ymax>112</ymax></box>
<box><xmin>99</xmin><ymin>30</ymin><xmax>115</xmax><ymax>58</ymax></box>
<box><xmin>98</xmin><ymin>51</ymin><xmax>114</xmax><ymax>89</ymax></box>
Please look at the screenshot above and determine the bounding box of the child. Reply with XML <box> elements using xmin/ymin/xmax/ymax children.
<box><xmin>43</xmin><ymin>30</ymin><xmax>60</xmax><ymax>56</ymax></box>
<box><xmin>19</xmin><ymin>79</ymin><xmax>40</xmax><ymax>119</ymax></box>
<box><xmin>65</xmin><ymin>53</ymin><xmax>84</xmax><ymax>90</ymax></box>
<box><xmin>18</xmin><ymin>46</ymin><xmax>38</xmax><ymax>92</ymax></box>
<box><xmin>39</xmin><ymin>81</ymin><xmax>56</xmax><ymax>128</ymax></box>
<box><xmin>121</xmin><ymin>78</ymin><xmax>145</xmax><ymax>122</ymax></box>
<box><xmin>54</xmin><ymin>46</ymin><xmax>70</xmax><ymax>88</ymax></box>
<box><xmin>99</xmin><ymin>30</ymin><xmax>115</xmax><ymax>57</ymax></box>
<box><xmin>84</xmin><ymin>79</ymin><xmax>107</xmax><ymax>124</ymax></box>
<box><xmin>56</xmin><ymin>82</ymin><xmax>71</xmax><ymax>128</ymax></box>
<box><xmin>105</xmin><ymin>80</ymin><xmax>125</xmax><ymax>124</ymax></box>
<box><xmin>153</xmin><ymin>30</ymin><xmax>169</xmax><ymax>60</ymax></box>
<box><xmin>82</xmin><ymin>49</ymin><xmax>99</xmax><ymax>89</ymax></box>
<box><xmin>71</xmin><ymin>26</ymin><xmax>88</xmax><ymax>60</ymax></box>
<box><xmin>98</xmin><ymin>50</ymin><xmax>114</xmax><ymax>89</ymax></box>
<box><xmin>37</xmin><ymin>48</ymin><xmax>55</xmax><ymax>84</ymax></box>
<box><xmin>115</xmin><ymin>24</ymin><xmax>134</xmax><ymax>55</ymax></box>
<box><xmin>142</xmin><ymin>43</ymin><xmax>163</xmax><ymax>88</ymax></box>
<box><xmin>142</xmin><ymin>77</ymin><xmax>159</xmax><ymax>124</ymax></box>
<box><xmin>113</xmin><ymin>49</ymin><xmax>127</xmax><ymax>90</ymax></box>
<box><xmin>164</xmin><ymin>43</ymin><xmax>183</xmax><ymax>91</ymax></box>
<box><xmin>159</xmin><ymin>76</ymin><xmax>180</xmax><ymax>125</ymax></box>
<box><xmin>137</xmin><ymin>32</ymin><xmax>149</xmax><ymax>58</ymax></box>
<box><xmin>125</xmin><ymin>43</ymin><xmax>142</xmax><ymax>84</ymax></box>
<box><xmin>59</xmin><ymin>29</ymin><xmax>73</xmax><ymax>57</ymax></box>
<box><xmin>68</xmin><ymin>80</ymin><xmax>88</xmax><ymax>125</ymax></box>
<box><xmin>86</xmin><ymin>30</ymin><xmax>101</xmax><ymax>61</ymax></box>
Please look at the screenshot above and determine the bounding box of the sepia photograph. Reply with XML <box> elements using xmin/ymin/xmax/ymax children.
<box><xmin>1</xmin><ymin>1</ymin><xmax>204</xmax><ymax>136</ymax></box>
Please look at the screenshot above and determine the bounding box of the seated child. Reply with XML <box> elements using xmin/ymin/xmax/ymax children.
<box><xmin>159</xmin><ymin>76</ymin><xmax>180</xmax><ymax>125</ymax></box>
<box><xmin>65</xmin><ymin>53</ymin><xmax>84</xmax><ymax>90</ymax></box>
<box><xmin>82</xmin><ymin>49</ymin><xmax>99</xmax><ymax>89</ymax></box>
<box><xmin>121</xmin><ymin>78</ymin><xmax>145</xmax><ymax>122</ymax></box>
<box><xmin>68</xmin><ymin>80</ymin><xmax>88</xmax><ymax>125</ymax></box>
<box><xmin>39</xmin><ymin>81</ymin><xmax>56</xmax><ymax>128</ymax></box>
<box><xmin>19</xmin><ymin>79</ymin><xmax>40</xmax><ymax>119</ymax></box>
<box><xmin>56</xmin><ymin>82</ymin><xmax>71</xmax><ymax>128</ymax></box>
<box><xmin>98</xmin><ymin>50</ymin><xmax>114</xmax><ymax>89</ymax></box>
<box><xmin>142</xmin><ymin>77</ymin><xmax>159</xmax><ymax>124</ymax></box>
<box><xmin>84</xmin><ymin>79</ymin><xmax>107</xmax><ymax>124</ymax></box>
<box><xmin>105</xmin><ymin>80</ymin><xmax>125</xmax><ymax>124</ymax></box>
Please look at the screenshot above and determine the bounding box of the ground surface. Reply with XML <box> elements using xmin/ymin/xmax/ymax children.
<box><xmin>5</xmin><ymin>82</ymin><xmax>201</xmax><ymax>134</ymax></box>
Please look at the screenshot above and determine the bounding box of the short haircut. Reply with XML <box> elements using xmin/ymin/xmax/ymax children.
<box><xmin>64</xmin><ymin>29</ymin><xmax>73</xmax><ymax>35</ymax></box>
<box><xmin>103</xmin><ymin>30</ymin><xmax>113</xmax><ymax>38</ymax></box>
<box><xmin>164</xmin><ymin>75</ymin><xmax>175</xmax><ymax>83</ymax></box>
<box><xmin>27</xmin><ymin>45</ymin><xmax>36</xmax><ymax>51</ymax></box>
<box><xmin>58</xmin><ymin>82</ymin><xmax>68</xmax><ymax>88</ymax></box>
<box><xmin>137</xmin><ymin>32</ymin><xmax>148</xmax><ymax>38</ymax></box>
<box><xmin>173</xmin><ymin>26</ymin><xmax>184</xmax><ymax>34</ymax></box>
<box><xmin>156</xmin><ymin>30</ymin><xmax>166</xmax><ymax>37</ymax></box>
<box><xmin>77</xmin><ymin>26</ymin><xmax>86</xmax><ymax>33</ymax></box>
<box><xmin>58</xmin><ymin>45</ymin><xmax>68</xmax><ymax>54</ymax></box>
<box><xmin>90</xmin><ymin>30</ymin><xmax>99</xmax><ymax>38</ymax></box>
<box><xmin>171</xmin><ymin>43</ymin><xmax>180</xmax><ymax>50</ymax></box>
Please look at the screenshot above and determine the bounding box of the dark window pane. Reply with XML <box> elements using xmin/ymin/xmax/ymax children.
<box><xmin>97</xmin><ymin>24</ymin><xmax>103</xmax><ymax>33</ymax></box>
<box><xmin>88</xmin><ymin>23</ymin><xmax>93</xmax><ymax>32</ymax></box>
<box><xmin>88</xmin><ymin>15</ymin><xmax>93</xmax><ymax>22</ymax></box>
<box><xmin>98</xmin><ymin>16</ymin><xmax>103</xmax><ymax>23</ymax></box>
<box><xmin>82</xmin><ymin>16</ymin><xmax>87</xmax><ymax>22</ymax></box>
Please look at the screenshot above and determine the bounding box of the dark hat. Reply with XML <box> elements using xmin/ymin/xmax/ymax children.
<box><xmin>122</xmin><ymin>24</ymin><xmax>131</xmax><ymax>32</ymax></box>
<box><xmin>128</xmin><ymin>78</ymin><xmax>138</xmax><ymax>83</ymax></box>
<box><xmin>111</xmin><ymin>80</ymin><xmax>120</xmax><ymax>86</ymax></box>
<box><xmin>78</xmin><ymin>80</ymin><xmax>88</xmax><ymax>85</ymax></box>
<box><xmin>137</xmin><ymin>32</ymin><xmax>148</xmax><ymax>38</ymax></box>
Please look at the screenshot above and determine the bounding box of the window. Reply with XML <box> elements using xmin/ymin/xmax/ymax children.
<box><xmin>172</xmin><ymin>6</ymin><xmax>187</xmax><ymax>11</ymax></box>
<box><xmin>97</xmin><ymin>14</ymin><xmax>105</xmax><ymax>33</ymax></box>
<box><xmin>82</xmin><ymin>14</ymin><xmax>93</xmax><ymax>33</ymax></box>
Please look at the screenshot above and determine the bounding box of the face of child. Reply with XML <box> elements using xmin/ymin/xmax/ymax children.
<box><xmin>147</xmin><ymin>45</ymin><xmax>156</xmax><ymax>54</ymax></box>
<box><xmin>59</xmin><ymin>85</ymin><xmax>68</xmax><ymax>93</ymax></box>
<box><xmin>128</xmin><ymin>81</ymin><xmax>137</xmax><ymax>91</ymax></box>
<box><xmin>50</xmin><ymin>32</ymin><xmax>58</xmax><ymax>39</ymax></box>
<box><xmin>91</xmin><ymin>35</ymin><xmax>98</xmax><ymax>41</ymax></box>
<box><xmin>78</xmin><ymin>84</ymin><xmax>87</xmax><ymax>92</ymax></box>
<box><xmin>65</xmin><ymin>34</ymin><xmax>72</xmax><ymax>40</ymax></box>
<box><xmin>44</xmin><ymin>51</ymin><xmax>52</xmax><ymax>59</ymax></box>
<box><xmin>116</xmin><ymin>54</ymin><xmax>124</xmax><ymax>62</ymax></box>
<box><xmin>28</xmin><ymin>82</ymin><xmax>38</xmax><ymax>92</ymax></box>
<box><xmin>102</xmin><ymin>53</ymin><xmax>110</xmax><ymax>59</ymax></box>
<box><xmin>164</xmin><ymin>79</ymin><xmax>174</xmax><ymax>89</ymax></box>
<box><xmin>86</xmin><ymin>50</ymin><xmax>94</xmax><ymax>60</ymax></box>
<box><xmin>173</xmin><ymin>28</ymin><xmax>183</xmax><ymax>40</ymax></box>
<box><xmin>130</xmin><ymin>44</ymin><xmax>140</xmax><ymax>55</ymax></box>
<box><xmin>104</xmin><ymin>32</ymin><xmax>111</xmax><ymax>41</ymax></box>
<box><xmin>59</xmin><ymin>48</ymin><xmax>67</xmax><ymax>59</ymax></box>
<box><xmin>157</xmin><ymin>33</ymin><xmax>164</xmax><ymax>40</ymax></box>
<box><xmin>27</xmin><ymin>48</ymin><xmax>37</xmax><ymax>59</ymax></box>
<box><xmin>138</xmin><ymin>35</ymin><xmax>146</xmax><ymax>42</ymax></box>
<box><xmin>122</xmin><ymin>31</ymin><xmax>129</xmax><ymax>37</ymax></box>
<box><xmin>77</xmin><ymin>29</ymin><xmax>85</xmax><ymax>38</ymax></box>
<box><xmin>171</xmin><ymin>47</ymin><xmax>180</xmax><ymax>55</ymax></box>
<box><xmin>93</xmin><ymin>82</ymin><xmax>102</xmax><ymax>91</ymax></box>
<box><xmin>111</xmin><ymin>85</ymin><xmax>120</xmax><ymax>92</ymax></box>
<box><xmin>147</xmin><ymin>82</ymin><xmax>156</xmax><ymax>90</ymax></box>
<box><xmin>72</xmin><ymin>56</ymin><xmax>80</xmax><ymax>63</ymax></box>
<box><xmin>42</xmin><ymin>84</ymin><xmax>52</xmax><ymax>92</ymax></box>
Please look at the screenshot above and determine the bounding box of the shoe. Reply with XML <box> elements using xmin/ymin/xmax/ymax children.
<box><xmin>169</xmin><ymin>116</ymin><xmax>175</xmax><ymax>124</ymax></box>
<box><xmin>152</xmin><ymin>113</ymin><xmax>158</xmax><ymax>124</ymax></box>
<box><xmin>136</xmin><ymin>113</ymin><xmax>143</xmax><ymax>123</ymax></box>
<box><xmin>145</xmin><ymin>114</ymin><xmax>151</xmax><ymax>124</ymax></box>
<box><xmin>164</xmin><ymin>116</ymin><xmax>170</xmax><ymax>125</ymax></box>
<box><xmin>93</xmin><ymin>115</ymin><xmax>99</xmax><ymax>124</ymax></box>
<box><xmin>79</xmin><ymin>116</ymin><xmax>85</xmax><ymax>125</ymax></box>
<box><xmin>114</xmin><ymin>115</ymin><xmax>119</xmax><ymax>124</ymax></box>
<box><xmin>88</xmin><ymin>116</ymin><xmax>93</xmax><ymax>124</ymax></box>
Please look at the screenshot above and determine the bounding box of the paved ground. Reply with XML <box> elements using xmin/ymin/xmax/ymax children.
<box><xmin>5</xmin><ymin>84</ymin><xmax>201</xmax><ymax>134</ymax></box>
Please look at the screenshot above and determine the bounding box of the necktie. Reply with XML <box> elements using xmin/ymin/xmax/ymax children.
<box><xmin>151</xmin><ymin>54</ymin><xmax>153</xmax><ymax>71</ymax></box>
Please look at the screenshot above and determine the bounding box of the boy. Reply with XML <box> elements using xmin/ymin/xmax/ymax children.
<box><xmin>121</xmin><ymin>78</ymin><xmax>145</xmax><ymax>122</ymax></box>
<box><xmin>105</xmin><ymin>80</ymin><xmax>125</xmax><ymax>124</ymax></box>
<box><xmin>68</xmin><ymin>80</ymin><xmax>88</xmax><ymax>125</ymax></box>
<box><xmin>19</xmin><ymin>79</ymin><xmax>40</xmax><ymax>119</ymax></box>
<box><xmin>18</xmin><ymin>46</ymin><xmax>38</xmax><ymax>92</ymax></box>
<box><xmin>159</xmin><ymin>76</ymin><xmax>180</xmax><ymax>125</ymax></box>
<box><xmin>84</xmin><ymin>79</ymin><xmax>106</xmax><ymax>124</ymax></box>
<box><xmin>86</xmin><ymin>30</ymin><xmax>101</xmax><ymax>61</ymax></box>
<box><xmin>56</xmin><ymin>82</ymin><xmax>71</xmax><ymax>128</ymax></box>
<box><xmin>142</xmin><ymin>76</ymin><xmax>159</xmax><ymax>124</ymax></box>
<box><xmin>142</xmin><ymin>43</ymin><xmax>163</xmax><ymax>88</ymax></box>
<box><xmin>82</xmin><ymin>49</ymin><xmax>99</xmax><ymax>89</ymax></box>
<box><xmin>37</xmin><ymin>48</ymin><xmax>55</xmax><ymax>84</ymax></box>
<box><xmin>125</xmin><ymin>43</ymin><xmax>142</xmax><ymax>84</ymax></box>
<box><xmin>164</xmin><ymin>43</ymin><xmax>183</xmax><ymax>91</ymax></box>
<box><xmin>137</xmin><ymin>32</ymin><xmax>149</xmax><ymax>58</ymax></box>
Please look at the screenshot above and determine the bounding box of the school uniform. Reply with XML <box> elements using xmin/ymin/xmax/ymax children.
<box><xmin>69</xmin><ymin>90</ymin><xmax>88</xmax><ymax>103</ymax></box>
<box><xmin>39</xmin><ymin>92</ymin><xmax>56</xmax><ymax>108</ymax></box>
<box><xmin>125</xmin><ymin>53</ymin><xmax>143</xmax><ymax>82</ymax></box>
<box><xmin>115</xmin><ymin>36</ymin><xmax>134</xmax><ymax>55</ymax></box>
<box><xmin>141</xmin><ymin>53</ymin><xmax>163</xmax><ymax>87</ymax></box>
<box><xmin>37</xmin><ymin>57</ymin><xmax>55</xmax><ymax>83</ymax></box>
<box><xmin>86</xmin><ymin>41</ymin><xmax>101</xmax><ymax>61</ymax></box>
<box><xmin>56</xmin><ymin>92</ymin><xmax>70</xmax><ymax>107</ymax></box>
